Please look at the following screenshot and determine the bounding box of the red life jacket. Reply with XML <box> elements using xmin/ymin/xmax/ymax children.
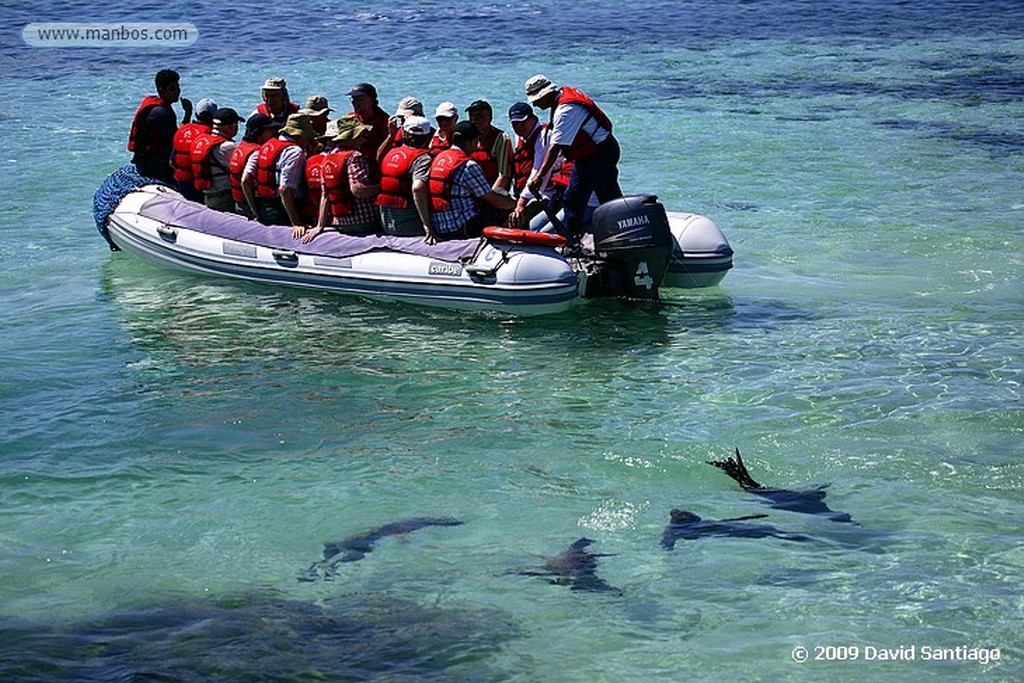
<box><xmin>171</xmin><ymin>122</ymin><xmax>211</xmax><ymax>182</ymax></box>
<box><xmin>361</xmin><ymin>108</ymin><xmax>391</xmax><ymax>153</ymax></box>
<box><xmin>350</xmin><ymin>107</ymin><xmax>390</xmax><ymax>178</ymax></box>
<box><xmin>255</xmin><ymin>137</ymin><xmax>299</xmax><ymax>199</ymax></box>
<box><xmin>550</xmin><ymin>159</ymin><xmax>573</xmax><ymax>189</ymax></box>
<box><xmin>512</xmin><ymin>123</ymin><xmax>545</xmax><ymax>193</ymax></box>
<box><xmin>321</xmin><ymin>149</ymin><xmax>357</xmax><ymax>218</ymax></box>
<box><xmin>302</xmin><ymin>153</ymin><xmax>328</xmax><ymax>221</ymax></box>
<box><xmin>554</xmin><ymin>86</ymin><xmax>613</xmax><ymax>160</ymax></box>
<box><xmin>228</xmin><ymin>140</ymin><xmax>261</xmax><ymax>203</ymax></box>
<box><xmin>429</xmin><ymin>134</ymin><xmax>452</xmax><ymax>157</ymax></box>
<box><xmin>127</xmin><ymin>95</ymin><xmax>169</xmax><ymax>153</ymax></box>
<box><xmin>376</xmin><ymin>146</ymin><xmax>430</xmax><ymax>209</ymax></box>
<box><xmin>256</xmin><ymin>102</ymin><xmax>299</xmax><ymax>120</ymax></box>
<box><xmin>470</xmin><ymin>126</ymin><xmax>501</xmax><ymax>185</ymax></box>
<box><xmin>428</xmin><ymin>148</ymin><xmax>472</xmax><ymax>212</ymax></box>
<box><xmin>190</xmin><ymin>132</ymin><xmax>230</xmax><ymax>191</ymax></box>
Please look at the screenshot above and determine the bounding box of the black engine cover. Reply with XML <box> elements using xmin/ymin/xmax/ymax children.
<box><xmin>586</xmin><ymin>195</ymin><xmax>673</xmax><ymax>299</ymax></box>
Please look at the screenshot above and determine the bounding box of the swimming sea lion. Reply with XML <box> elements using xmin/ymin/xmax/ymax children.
<box><xmin>300</xmin><ymin>517</ymin><xmax>463</xmax><ymax>581</ymax></box>
<box><xmin>519</xmin><ymin>538</ymin><xmax>621</xmax><ymax>594</ymax></box>
<box><xmin>661</xmin><ymin>509</ymin><xmax>815</xmax><ymax>549</ymax></box>
<box><xmin>707</xmin><ymin>449</ymin><xmax>854</xmax><ymax>523</ymax></box>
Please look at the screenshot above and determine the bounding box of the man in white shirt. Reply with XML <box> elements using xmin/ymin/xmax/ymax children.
<box><xmin>524</xmin><ymin>74</ymin><xmax>623</xmax><ymax>242</ymax></box>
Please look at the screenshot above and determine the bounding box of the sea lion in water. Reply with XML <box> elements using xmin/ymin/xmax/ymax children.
<box><xmin>519</xmin><ymin>538</ymin><xmax>621</xmax><ymax>594</ymax></box>
<box><xmin>707</xmin><ymin>449</ymin><xmax>854</xmax><ymax>523</ymax></box>
<box><xmin>661</xmin><ymin>509</ymin><xmax>815</xmax><ymax>549</ymax></box>
<box><xmin>300</xmin><ymin>517</ymin><xmax>463</xmax><ymax>581</ymax></box>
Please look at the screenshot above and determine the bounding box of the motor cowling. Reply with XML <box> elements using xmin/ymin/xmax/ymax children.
<box><xmin>584</xmin><ymin>194</ymin><xmax>673</xmax><ymax>300</ymax></box>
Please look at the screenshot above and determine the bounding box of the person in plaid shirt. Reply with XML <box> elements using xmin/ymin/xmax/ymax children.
<box><xmin>299</xmin><ymin>115</ymin><xmax>382</xmax><ymax>243</ymax></box>
<box><xmin>427</xmin><ymin>121</ymin><xmax>515</xmax><ymax>242</ymax></box>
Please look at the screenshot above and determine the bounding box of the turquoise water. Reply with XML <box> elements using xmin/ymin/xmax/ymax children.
<box><xmin>1</xmin><ymin>1</ymin><xmax>1022</xmax><ymax>680</ymax></box>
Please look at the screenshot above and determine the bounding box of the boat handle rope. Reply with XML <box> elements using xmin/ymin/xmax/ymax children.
<box><xmin>463</xmin><ymin>249</ymin><xmax>510</xmax><ymax>278</ymax></box>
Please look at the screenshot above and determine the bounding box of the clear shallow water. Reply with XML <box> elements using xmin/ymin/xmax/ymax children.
<box><xmin>1</xmin><ymin>1</ymin><xmax>1022</xmax><ymax>681</ymax></box>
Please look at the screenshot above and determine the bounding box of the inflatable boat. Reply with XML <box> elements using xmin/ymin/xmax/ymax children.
<box><xmin>95</xmin><ymin>169</ymin><xmax>732</xmax><ymax>316</ymax></box>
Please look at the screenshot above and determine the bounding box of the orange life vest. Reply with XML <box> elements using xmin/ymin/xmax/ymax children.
<box><xmin>256</xmin><ymin>102</ymin><xmax>299</xmax><ymax>121</ymax></box>
<box><xmin>171</xmin><ymin>121</ymin><xmax>211</xmax><ymax>182</ymax></box>
<box><xmin>321</xmin><ymin>149</ymin><xmax>357</xmax><ymax>218</ymax></box>
<box><xmin>550</xmin><ymin>159</ymin><xmax>573</xmax><ymax>189</ymax></box>
<box><xmin>190</xmin><ymin>132</ymin><xmax>230</xmax><ymax>191</ymax></box>
<box><xmin>228</xmin><ymin>140</ymin><xmax>261</xmax><ymax>203</ymax></box>
<box><xmin>470</xmin><ymin>126</ymin><xmax>501</xmax><ymax>185</ymax></box>
<box><xmin>428</xmin><ymin>148</ymin><xmax>472</xmax><ymax>212</ymax></box>
<box><xmin>127</xmin><ymin>95</ymin><xmax>169</xmax><ymax>153</ymax></box>
<box><xmin>512</xmin><ymin>123</ymin><xmax>573</xmax><ymax>194</ymax></box>
<box><xmin>553</xmin><ymin>86</ymin><xmax>613</xmax><ymax>160</ymax></box>
<box><xmin>429</xmin><ymin>135</ymin><xmax>452</xmax><ymax>157</ymax></box>
<box><xmin>350</xmin><ymin>107</ymin><xmax>390</xmax><ymax>178</ymax></box>
<box><xmin>255</xmin><ymin>137</ymin><xmax>299</xmax><ymax>199</ymax></box>
<box><xmin>376</xmin><ymin>146</ymin><xmax>430</xmax><ymax>209</ymax></box>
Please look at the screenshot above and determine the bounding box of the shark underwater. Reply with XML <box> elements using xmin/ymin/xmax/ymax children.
<box><xmin>661</xmin><ymin>509</ymin><xmax>815</xmax><ymax>549</ymax></box>
<box><xmin>518</xmin><ymin>538</ymin><xmax>621</xmax><ymax>595</ymax></box>
<box><xmin>707</xmin><ymin>449</ymin><xmax>855</xmax><ymax>523</ymax></box>
<box><xmin>300</xmin><ymin>517</ymin><xmax>463</xmax><ymax>582</ymax></box>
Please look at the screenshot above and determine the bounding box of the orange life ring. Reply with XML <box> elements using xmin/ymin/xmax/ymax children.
<box><xmin>482</xmin><ymin>226</ymin><xmax>568</xmax><ymax>247</ymax></box>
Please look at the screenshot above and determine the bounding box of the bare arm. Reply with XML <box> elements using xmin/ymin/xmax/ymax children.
<box><xmin>280</xmin><ymin>186</ymin><xmax>306</xmax><ymax>234</ymax></box>
<box><xmin>350</xmin><ymin>179</ymin><xmax>380</xmax><ymax>200</ymax></box>
<box><xmin>411</xmin><ymin>177</ymin><xmax>434</xmax><ymax>240</ymax></box>
<box><xmin>241</xmin><ymin>174</ymin><xmax>259</xmax><ymax>220</ymax></box>
<box><xmin>377</xmin><ymin>118</ymin><xmax>401</xmax><ymax>164</ymax></box>
<box><xmin>481</xmin><ymin>190</ymin><xmax>516</xmax><ymax>211</ymax></box>
<box><xmin>531</xmin><ymin>143</ymin><xmax>568</xmax><ymax>192</ymax></box>
<box><xmin>300</xmin><ymin>192</ymin><xmax>331</xmax><ymax>244</ymax></box>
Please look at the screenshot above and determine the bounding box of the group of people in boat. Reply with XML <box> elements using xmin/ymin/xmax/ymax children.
<box><xmin>127</xmin><ymin>70</ymin><xmax>623</xmax><ymax>244</ymax></box>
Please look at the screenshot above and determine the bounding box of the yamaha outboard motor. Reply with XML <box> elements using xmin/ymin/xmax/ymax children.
<box><xmin>584</xmin><ymin>195</ymin><xmax>674</xmax><ymax>300</ymax></box>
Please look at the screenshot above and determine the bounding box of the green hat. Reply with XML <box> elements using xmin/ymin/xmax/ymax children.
<box><xmin>280</xmin><ymin>113</ymin><xmax>317</xmax><ymax>141</ymax></box>
<box><xmin>332</xmin><ymin>114</ymin><xmax>372</xmax><ymax>142</ymax></box>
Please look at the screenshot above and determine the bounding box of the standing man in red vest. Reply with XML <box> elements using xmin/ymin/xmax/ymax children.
<box><xmin>128</xmin><ymin>69</ymin><xmax>192</xmax><ymax>182</ymax></box>
<box><xmin>466</xmin><ymin>100</ymin><xmax>513</xmax><ymax>192</ymax></box>
<box><xmin>170</xmin><ymin>97</ymin><xmax>217</xmax><ymax>202</ymax></box>
<box><xmin>524</xmin><ymin>75</ymin><xmax>622</xmax><ymax>243</ymax></box>
<box><xmin>430</xmin><ymin>101</ymin><xmax>459</xmax><ymax>157</ymax></box>
<box><xmin>347</xmin><ymin>83</ymin><xmax>390</xmax><ymax>181</ymax></box>
<box><xmin>507</xmin><ymin>101</ymin><xmax>571</xmax><ymax>229</ymax></box>
<box><xmin>299</xmin><ymin>94</ymin><xmax>334</xmax><ymax>136</ymax></box>
<box><xmin>190</xmin><ymin>107</ymin><xmax>241</xmax><ymax>211</ymax></box>
<box><xmin>254</xmin><ymin>77</ymin><xmax>300</xmax><ymax>125</ymax></box>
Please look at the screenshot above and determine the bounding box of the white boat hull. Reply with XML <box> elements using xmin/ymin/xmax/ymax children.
<box><xmin>99</xmin><ymin>182</ymin><xmax>732</xmax><ymax>315</ymax></box>
<box><xmin>665</xmin><ymin>212</ymin><xmax>734</xmax><ymax>289</ymax></box>
<box><xmin>107</xmin><ymin>186</ymin><xmax>580</xmax><ymax>316</ymax></box>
